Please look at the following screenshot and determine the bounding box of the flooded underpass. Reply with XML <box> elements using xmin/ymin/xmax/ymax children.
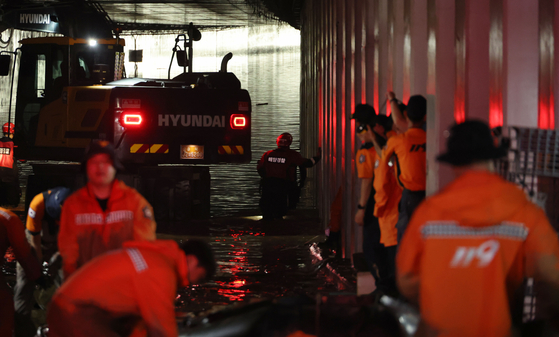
<box><xmin>0</xmin><ymin>23</ymin><xmax>397</xmax><ymax>336</ymax></box>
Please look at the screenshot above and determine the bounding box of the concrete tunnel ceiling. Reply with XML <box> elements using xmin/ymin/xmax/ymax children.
<box><xmin>1</xmin><ymin>0</ymin><xmax>304</xmax><ymax>35</ymax></box>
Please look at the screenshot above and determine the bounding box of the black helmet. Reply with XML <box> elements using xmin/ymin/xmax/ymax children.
<box><xmin>276</xmin><ymin>133</ymin><xmax>293</xmax><ymax>148</ymax></box>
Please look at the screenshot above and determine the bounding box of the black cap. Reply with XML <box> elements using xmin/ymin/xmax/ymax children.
<box><xmin>351</xmin><ymin>104</ymin><xmax>376</xmax><ymax>126</ymax></box>
<box><xmin>437</xmin><ymin>120</ymin><xmax>508</xmax><ymax>166</ymax></box>
<box><xmin>82</xmin><ymin>140</ymin><xmax>124</xmax><ymax>171</ymax></box>
<box><xmin>406</xmin><ymin>95</ymin><xmax>426</xmax><ymax>122</ymax></box>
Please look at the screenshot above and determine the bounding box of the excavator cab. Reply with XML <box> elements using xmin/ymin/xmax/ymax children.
<box><xmin>5</xmin><ymin>37</ymin><xmax>125</xmax><ymax>159</ymax></box>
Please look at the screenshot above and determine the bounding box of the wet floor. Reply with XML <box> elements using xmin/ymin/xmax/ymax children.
<box><xmin>2</xmin><ymin>209</ymin><xmax>356</xmax><ymax>331</ymax></box>
<box><xmin>159</xmin><ymin>209</ymin><xmax>353</xmax><ymax>314</ymax></box>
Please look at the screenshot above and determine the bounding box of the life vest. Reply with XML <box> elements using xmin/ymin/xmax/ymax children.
<box><xmin>0</xmin><ymin>138</ymin><xmax>14</xmax><ymax>170</ymax></box>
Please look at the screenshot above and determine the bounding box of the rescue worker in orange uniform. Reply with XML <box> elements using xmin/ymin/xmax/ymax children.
<box><xmin>397</xmin><ymin>120</ymin><xmax>559</xmax><ymax>337</ymax></box>
<box><xmin>352</xmin><ymin>104</ymin><xmax>387</xmax><ymax>296</ymax></box>
<box><xmin>0</xmin><ymin>207</ymin><xmax>42</xmax><ymax>337</ymax></box>
<box><xmin>382</xmin><ymin>95</ymin><xmax>426</xmax><ymax>242</ymax></box>
<box><xmin>257</xmin><ymin>133</ymin><xmax>321</xmax><ymax>220</ymax></box>
<box><xmin>0</xmin><ymin>122</ymin><xmax>21</xmax><ymax>206</ymax></box>
<box><xmin>47</xmin><ymin>239</ymin><xmax>216</xmax><ymax>337</ymax></box>
<box><xmin>14</xmin><ymin>187</ymin><xmax>71</xmax><ymax>337</ymax></box>
<box><xmin>372</xmin><ymin>115</ymin><xmax>401</xmax><ymax>297</ymax></box>
<box><xmin>58</xmin><ymin>141</ymin><xmax>156</xmax><ymax>279</ymax></box>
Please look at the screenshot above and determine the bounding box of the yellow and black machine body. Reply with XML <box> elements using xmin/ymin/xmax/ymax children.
<box><xmin>1</xmin><ymin>34</ymin><xmax>252</xmax><ymax>222</ymax></box>
<box><xmin>12</xmin><ymin>37</ymin><xmax>252</xmax><ymax>165</ymax></box>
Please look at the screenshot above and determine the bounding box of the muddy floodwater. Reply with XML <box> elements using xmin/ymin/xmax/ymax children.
<box><xmin>160</xmin><ymin>211</ymin><xmax>352</xmax><ymax>314</ymax></box>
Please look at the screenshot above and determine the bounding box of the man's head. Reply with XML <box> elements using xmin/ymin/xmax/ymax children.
<box><xmin>83</xmin><ymin>141</ymin><xmax>123</xmax><ymax>187</ymax></box>
<box><xmin>276</xmin><ymin>133</ymin><xmax>293</xmax><ymax>148</ymax></box>
<box><xmin>180</xmin><ymin>239</ymin><xmax>216</xmax><ymax>284</ymax></box>
<box><xmin>373</xmin><ymin>115</ymin><xmax>394</xmax><ymax>139</ymax></box>
<box><xmin>405</xmin><ymin>95</ymin><xmax>426</xmax><ymax>124</ymax></box>
<box><xmin>45</xmin><ymin>187</ymin><xmax>72</xmax><ymax>220</ymax></box>
<box><xmin>352</xmin><ymin>104</ymin><xmax>377</xmax><ymax>142</ymax></box>
<box><xmin>437</xmin><ymin>120</ymin><xmax>508</xmax><ymax>169</ymax></box>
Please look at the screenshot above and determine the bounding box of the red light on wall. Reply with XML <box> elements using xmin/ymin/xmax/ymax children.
<box><xmin>230</xmin><ymin>114</ymin><xmax>247</xmax><ymax>129</ymax></box>
<box><xmin>122</xmin><ymin>114</ymin><xmax>142</xmax><ymax>126</ymax></box>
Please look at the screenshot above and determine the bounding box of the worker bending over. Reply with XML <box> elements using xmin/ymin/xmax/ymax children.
<box><xmin>47</xmin><ymin>239</ymin><xmax>216</xmax><ymax>337</ymax></box>
<box><xmin>58</xmin><ymin>141</ymin><xmax>156</xmax><ymax>278</ymax></box>
<box><xmin>14</xmin><ymin>187</ymin><xmax>71</xmax><ymax>337</ymax></box>
<box><xmin>397</xmin><ymin>120</ymin><xmax>559</xmax><ymax>336</ymax></box>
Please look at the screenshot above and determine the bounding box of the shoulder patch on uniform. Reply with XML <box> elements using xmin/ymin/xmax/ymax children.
<box><xmin>359</xmin><ymin>154</ymin><xmax>366</xmax><ymax>164</ymax></box>
<box><xmin>374</xmin><ymin>159</ymin><xmax>380</xmax><ymax>169</ymax></box>
<box><xmin>143</xmin><ymin>206</ymin><xmax>153</xmax><ymax>220</ymax></box>
<box><xmin>28</xmin><ymin>208</ymin><xmax>36</xmax><ymax>219</ymax></box>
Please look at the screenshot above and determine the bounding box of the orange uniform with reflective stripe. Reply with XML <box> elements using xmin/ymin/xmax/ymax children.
<box><xmin>58</xmin><ymin>180</ymin><xmax>156</xmax><ymax>278</ymax></box>
<box><xmin>48</xmin><ymin>240</ymin><xmax>190</xmax><ymax>337</ymax></box>
<box><xmin>374</xmin><ymin>133</ymin><xmax>401</xmax><ymax>247</ymax></box>
<box><xmin>383</xmin><ymin>128</ymin><xmax>426</xmax><ymax>191</ymax></box>
<box><xmin>356</xmin><ymin>144</ymin><xmax>377</xmax><ymax>179</ymax></box>
<box><xmin>397</xmin><ymin>171</ymin><xmax>559</xmax><ymax>337</ymax></box>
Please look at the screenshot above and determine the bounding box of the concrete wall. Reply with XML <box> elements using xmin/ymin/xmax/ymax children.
<box><xmin>300</xmin><ymin>0</ymin><xmax>559</xmax><ymax>259</ymax></box>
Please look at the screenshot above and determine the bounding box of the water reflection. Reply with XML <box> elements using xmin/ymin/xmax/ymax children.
<box><xmin>173</xmin><ymin>216</ymin><xmax>350</xmax><ymax>314</ymax></box>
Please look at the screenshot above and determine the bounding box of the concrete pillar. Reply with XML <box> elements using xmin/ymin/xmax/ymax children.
<box><xmin>504</xmin><ymin>0</ymin><xmax>539</xmax><ymax>128</ymax></box>
<box><xmin>465</xmin><ymin>0</ymin><xmax>491</xmax><ymax>122</ymax></box>
<box><xmin>410</xmin><ymin>0</ymin><xmax>428</xmax><ymax>97</ymax></box>
<box><xmin>378</xmin><ymin>0</ymin><xmax>389</xmax><ymax>114</ymax></box>
<box><xmin>539</xmin><ymin>0</ymin><xmax>555</xmax><ymax>129</ymax></box>
<box><xmin>392</xmin><ymin>0</ymin><xmax>405</xmax><ymax>105</ymax></box>
<box><xmin>555</xmin><ymin>0</ymin><xmax>559</xmax><ymax>130</ymax></box>
<box><xmin>426</xmin><ymin>0</ymin><xmax>456</xmax><ymax>195</ymax></box>
<box><xmin>365</xmin><ymin>0</ymin><xmax>376</xmax><ymax>105</ymax></box>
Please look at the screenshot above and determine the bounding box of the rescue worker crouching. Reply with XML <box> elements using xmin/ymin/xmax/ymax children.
<box><xmin>58</xmin><ymin>140</ymin><xmax>157</xmax><ymax>279</ymax></box>
<box><xmin>0</xmin><ymin>122</ymin><xmax>21</xmax><ymax>207</ymax></box>
<box><xmin>0</xmin><ymin>207</ymin><xmax>43</xmax><ymax>337</ymax></box>
<box><xmin>47</xmin><ymin>239</ymin><xmax>216</xmax><ymax>337</ymax></box>
<box><xmin>397</xmin><ymin>120</ymin><xmax>559</xmax><ymax>336</ymax></box>
<box><xmin>14</xmin><ymin>187</ymin><xmax>71</xmax><ymax>337</ymax></box>
<box><xmin>257</xmin><ymin>133</ymin><xmax>321</xmax><ymax>220</ymax></box>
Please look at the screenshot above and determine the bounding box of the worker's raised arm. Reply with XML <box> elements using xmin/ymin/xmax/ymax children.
<box><xmin>386</xmin><ymin>91</ymin><xmax>408</xmax><ymax>133</ymax></box>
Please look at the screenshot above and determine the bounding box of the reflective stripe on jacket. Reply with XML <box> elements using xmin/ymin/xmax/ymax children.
<box><xmin>397</xmin><ymin>171</ymin><xmax>559</xmax><ymax>337</ymax></box>
<box><xmin>50</xmin><ymin>240</ymin><xmax>189</xmax><ymax>337</ymax></box>
<box><xmin>58</xmin><ymin>180</ymin><xmax>156</xmax><ymax>278</ymax></box>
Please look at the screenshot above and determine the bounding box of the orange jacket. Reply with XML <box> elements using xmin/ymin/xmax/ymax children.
<box><xmin>58</xmin><ymin>180</ymin><xmax>156</xmax><ymax>277</ymax></box>
<box><xmin>383</xmin><ymin>128</ymin><xmax>426</xmax><ymax>191</ymax></box>
<box><xmin>356</xmin><ymin>143</ymin><xmax>377</xmax><ymax>179</ymax></box>
<box><xmin>0</xmin><ymin>208</ymin><xmax>40</xmax><ymax>281</ymax></box>
<box><xmin>397</xmin><ymin>171</ymin><xmax>559</xmax><ymax>337</ymax></box>
<box><xmin>374</xmin><ymin>135</ymin><xmax>401</xmax><ymax>247</ymax></box>
<box><xmin>50</xmin><ymin>240</ymin><xmax>190</xmax><ymax>337</ymax></box>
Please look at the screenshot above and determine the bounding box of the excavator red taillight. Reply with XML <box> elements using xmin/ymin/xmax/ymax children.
<box><xmin>121</xmin><ymin>114</ymin><xmax>142</xmax><ymax>126</ymax></box>
<box><xmin>230</xmin><ymin>114</ymin><xmax>247</xmax><ymax>129</ymax></box>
